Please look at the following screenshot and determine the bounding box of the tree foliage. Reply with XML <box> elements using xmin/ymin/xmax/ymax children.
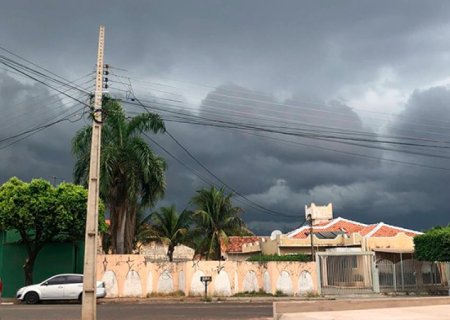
<box><xmin>414</xmin><ymin>226</ymin><xmax>450</xmax><ymax>261</ymax></box>
<box><xmin>150</xmin><ymin>205</ymin><xmax>191</xmax><ymax>262</ymax></box>
<box><xmin>72</xmin><ymin>97</ymin><xmax>166</xmax><ymax>254</ymax></box>
<box><xmin>191</xmin><ymin>186</ymin><xmax>252</xmax><ymax>260</ymax></box>
<box><xmin>0</xmin><ymin>177</ymin><xmax>105</xmax><ymax>285</ymax></box>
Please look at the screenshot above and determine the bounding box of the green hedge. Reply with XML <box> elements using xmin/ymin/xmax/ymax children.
<box><xmin>414</xmin><ymin>226</ymin><xmax>450</xmax><ymax>261</ymax></box>
<box><xmin>247</xmin><ymin>253</ymin><xmax>311</xmax><ymax>262</ymax></box>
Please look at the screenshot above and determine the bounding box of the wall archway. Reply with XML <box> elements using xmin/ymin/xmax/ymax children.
<box><xmin>123</xmin><ymin>270</ymin><xmax>142</xmax><ymax>297</ymax></box>
<box><xmin>276</xmin><ymin>270</ymin><xmax>293</xmax><ymax>295</ymax></box>
<box><xmin>298</xmin><ymin>271</ymin><xmax>313</xmax><ymax>294</ymax></box>
<box><xmin>243</xmin><ymin>270</ymin><xmax>258</xmax><ymax>292</ymax></box>
<box><xmin>102</xmin><ymin>270</ymin><xmax>118</xmax><ymax>297</ymax></box>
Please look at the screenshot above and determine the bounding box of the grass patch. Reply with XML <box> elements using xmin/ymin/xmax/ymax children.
<box><xmin>274</xmin><ymin>290</ymin><xmax>288</xmax><ymax>297</ymax></box>
<box><xmin>305</xmin><ymin>291</ymin><xmax>320</xmax><ymax>298</ymax></box>
<box><xmin>147</xmin><ymin>290</ymin><xmax>185</xmax><ymax>298</ymax></box>
<box><xmin>233</xmin><ymin>289</ymin><xmax>274</xmax><ymax>297</ymax></box>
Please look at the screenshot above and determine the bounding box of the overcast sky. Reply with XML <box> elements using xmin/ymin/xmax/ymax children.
<box><xmin>1</xmin><ymin>1</ymin><xmax>450</xmax><ymax>234</ymax></box>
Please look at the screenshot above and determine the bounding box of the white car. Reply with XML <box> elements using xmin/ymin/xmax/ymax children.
<box><xmin>16</xmin><ymin>273</ymin><xmax>106</xmax><ymax>304</ymax></box>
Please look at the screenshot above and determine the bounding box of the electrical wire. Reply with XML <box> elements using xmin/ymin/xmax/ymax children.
<box><xmin>128</xmin><ymin>93</ymin><xmax>299</xmax><ymax>218</ymax></box>
<box><xmin>121</xmin><ymin>97</ymin><xmax>450</xmax><ymax>172</ymax></box>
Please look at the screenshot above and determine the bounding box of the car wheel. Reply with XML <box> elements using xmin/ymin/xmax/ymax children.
<box><xmin>24</xmin><ymin>292</ymin><xmax>39</xmax><ymax>304</ymax></box>
<box><xmin>78</xmin><ymin>293</ymin><xmax>83</xmax><ymax>303</ymax></box>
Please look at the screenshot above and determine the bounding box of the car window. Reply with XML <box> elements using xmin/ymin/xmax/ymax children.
<box><xmin>66</xmin><ymin>275</ymin><xmax>83</xmax><ymax>284</ymax></box>
<box><xmin>46</xmin><ymin>276</ymin><xmax>68</xmax><ymax>285</ymax></box>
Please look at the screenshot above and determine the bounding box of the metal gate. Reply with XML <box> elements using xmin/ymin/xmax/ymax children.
<box><xmin>316</xmin><ymin>251</ymin><xmax>378</xmax><ymax>295</ymax></box>
<box><xmin>377</xmin><ymin>258</ymin><xmax>445</xmax><ymax>292</ymax></box>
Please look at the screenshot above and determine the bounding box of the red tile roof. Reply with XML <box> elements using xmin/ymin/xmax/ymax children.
<box><xmin>359</xmin><ymin>224</ymin><xmax>378</xmax><ymax>236</ymax></box>
<box><xmin>362</xmin><ymin>223</ymin><xmax>420</xmax><ymax>237</ymax></box>
<box><xmin>289</xmin><ymin>217</ymin><xmax>367</xmax><ymax>239</ymax></box>
<box><xmin>287</xmin><ymin>218</ymin><xmax>422</xmax><ymax>239</ymax></box>
<box><xmin>223</xmin><ymin>236</ymin><xmax>261</xmax><ymax>253</ymax></box>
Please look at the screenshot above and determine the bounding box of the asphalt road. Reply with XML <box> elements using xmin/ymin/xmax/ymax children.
<box><xmin>0</xmin><ymin>302</ymin><xmax>273</xmax><ymax>320</ymax></box>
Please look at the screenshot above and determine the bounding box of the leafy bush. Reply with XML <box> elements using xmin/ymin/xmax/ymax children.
<box><xmin>414</xmin><ymin>226</ymin><xmax>450</xmax><ymax>261</ymax></box>
<box><xmin>247</xmin><ymin>254</ymin><xmax>311</xmax><ymax>262</ymax></box>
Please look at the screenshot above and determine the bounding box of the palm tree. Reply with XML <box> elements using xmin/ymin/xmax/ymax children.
<box><xmin>151</xmin><ymin>205</ymin><xmax>191</xmax><ymax>262</ymax></box>
<box><xmin>72</xmin><ymin>97</ymin><xmax>166</xmax><ymax>254</ymax></box>
<box><xmin>192</xmin><ymin>186</ymin><xmax>251</xmax><ymax>260</ymax></box>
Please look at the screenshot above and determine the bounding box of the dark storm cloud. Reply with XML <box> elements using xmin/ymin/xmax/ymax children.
<box><xmin>2</xmin><ymin>1</ymin><xmax>450</xmax><ymax>234</ymax></box>
<box><xmin>3</xmin><ymin>1</ymin><xmax>450</xmax><ymax>95</ymax></box>
<box><xmin>144</xmin><ymin>85</ymin><xmax>385</xmax><ymax>233</ymax></box>
<box><xmin>0</xmin><ymin>72</ymin><xmax>84</xmax><ymax>184</ymax></box>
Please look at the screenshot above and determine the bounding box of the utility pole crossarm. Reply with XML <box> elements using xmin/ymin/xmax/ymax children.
<box><xmin>82</xmin><ymin>25</ymin><xmax>105</xmax><ymax>320</ymax></box>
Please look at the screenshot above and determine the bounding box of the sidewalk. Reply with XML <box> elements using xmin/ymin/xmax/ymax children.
<box><xmin>274</xmin><ymin>296</ymin><xmax>450</xmax><ymax>320</ymax></box>
<box><xmin>279</xmin><ymin>305</ymin><xmax>450</xmax><ymax>320</ymax></box>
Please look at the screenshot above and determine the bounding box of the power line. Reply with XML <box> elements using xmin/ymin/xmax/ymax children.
<box><xmin>109</xmin><ymin>69</ymin><xmax>450</xmax><ymax>130</ymax></box>
<box><xmin>0</xmin><ymin>58</ymin><xmax>91</xmax><ymax>108</ymax></box>
<box><xmin>120</xmin><ymin>98</ymin><xmax>450</xmax><ymax>152</ymax></box>
<box><xmin>0</xmin><ymin>105</ymin><xmax>87</xmax><ymax>150</ymax></box>
<box><xmin>129</xmin><ymin>94</ymin><xmax>299</xmax><ymax>218</ymax></box>
<box><xmin>0</xmin><ymin>79</ymin><xmax>93</xmax><ymax>134</ymax></box>
<box><xmin>121</xmin><ymin>98</ymin><xmax>450</xmax><ymax>172</ymax></box>
<box><xmin>0</xmin><ymin>44</ymin><xmax>77</xmax><ymax>85</ymax></box>
<box><xmin>109</xmin><ymin>78</ymin><xmax>450</xmax><ymax>142</ymax></box>
<box><xmin>0</xmin><ymin>50</ymin><xmax>91</xmax><ymax>95</ymax></box>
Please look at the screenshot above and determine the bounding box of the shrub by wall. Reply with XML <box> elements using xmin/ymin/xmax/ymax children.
<box><xmin>247</xmin><ymin>254</ymin><xmax>311</xmax><ymax>262</ymax></box>
<box><xmin>414</xmin><ymin>226</ymin><xmax>450</xmax><ymax>261</ymax></box>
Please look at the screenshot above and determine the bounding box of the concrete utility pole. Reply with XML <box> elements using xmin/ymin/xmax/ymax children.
<box><xmin>81</xmin><ymin>25</ymin><xmax>105</xmax><ymax>320</ymax></box>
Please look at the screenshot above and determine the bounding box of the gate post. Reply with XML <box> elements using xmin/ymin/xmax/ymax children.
<box><xmin>315</xmin><ymin>253</ymin><xmax>321</xmax><ymax>295</ymax></box>
<box><xmin>393</xmin><ymin>263</ymin><xmax>397</xmax><ymax>292</ymax></box>
<box><xmin>372</xmin><ymin>254</ymin><xmax>380</xmax><ymax>293</ymax></box>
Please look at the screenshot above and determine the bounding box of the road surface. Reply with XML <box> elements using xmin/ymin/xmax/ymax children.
<box><xmin>0</xmin><ymin>302</ymin><xmax>273</xmax><ymax>320</ymax></box>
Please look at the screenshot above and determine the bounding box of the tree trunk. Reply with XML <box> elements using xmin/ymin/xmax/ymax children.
<box><xmin>109</xmin><ymin>205</ymin><xmax>119</xmax><ymax>254</ymax></box>
<box><xmin>23</xmin><ymin>251</ymin><xmax>38</xmax><ymax>286</ymax></box>
<box><xmin>167</xmin><ymin>244</ymin><xmax>175</xmax><ymax>262</ymax></box>
<box><xmin>124</xmin><ymin>205</ymin><xmax>137</xmax><ymax>254</ymax></box>
<box><xmin>217</xmin><ymin>237</ymin><xmax>222</xmax><ymax>261</ymax></box>
<box><xmin>112</xmin><ymin>202</ymin><xmax>128</xmax><ymax>254</ymax></box>
<box><xmin>116</xmin><ymin>211</ymin><xmax>127</xmax><ymax>254</ymax></box>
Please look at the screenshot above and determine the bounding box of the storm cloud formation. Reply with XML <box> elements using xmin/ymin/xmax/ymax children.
<box><xmin>1</xmin><ymin>1</ymin><xmax>450</xmax><ymax>234</ymax></box>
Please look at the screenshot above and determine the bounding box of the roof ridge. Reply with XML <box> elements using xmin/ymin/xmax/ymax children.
<box><xmin>287</xmin><ymin>225</ymin><xmax>309</xmax><ymax>238</ymax></box>
<box><xmin>287</xmin><ymin>216</ymin><xmax>367</xmax><ymax>238</ymax></box>
<box><xmin>364</xmin><ymin>222</ymin><xmax>384</xmax><ymax>238</ymax></box>
<box><xmin>378</xmin><ymin>222</ymin><xmax>423</xmax><ymax>235</ymax></box>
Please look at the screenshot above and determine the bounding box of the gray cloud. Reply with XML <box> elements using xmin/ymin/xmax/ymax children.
<box><xmin>2</xmin><ymin>1</ymin><xmax>450</xmax><ymax>234</ymax></box>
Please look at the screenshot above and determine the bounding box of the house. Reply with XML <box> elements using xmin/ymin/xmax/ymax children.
<box><xmin>222</xmin><ymin>203</ymin><xmax>422</xmax><ymax>260</ymax></box>
<box><xmin>221</xmin><ymin>236</ymin><xmax>265</xmax><ymax>261</ymax></box>
<box><xmin>138</xmin><ymin>242</ymin><xmax>195</xmax><ymax>262</ymax></box>
<box><xmin>222</xmin><ymin>203</ymin><xmax>447</xmax><ymax>292</ymax></box>
<box><xmin>279</xmin><ymin>203</ymin><xmax>422</xmax><ymax>256</ymax></box>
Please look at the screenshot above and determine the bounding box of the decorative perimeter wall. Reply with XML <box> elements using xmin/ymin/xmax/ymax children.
<box><xmin>97</xmin><ymin>255</ymin><xmax>317</xmax><ymax>297</ymax></box>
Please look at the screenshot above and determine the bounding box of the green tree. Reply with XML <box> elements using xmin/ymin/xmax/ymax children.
<box><xmin>72</xmin><ymin>97</ymin><xmax>166</xmax><ymax>254</ymax></box>
<box><xmin>414</xmin><ymin>226</ymin><xmax>450</xmax><ymax>261</ymax></box>
<box><xmin>192</xmin><ymin>186</ymin><xmax>251</xmax><ymax>260</ymax></box>
<box><xmin>0</xmin><ymin>177</ymin><xmax>105</xmax><ymax>285</ymax></box>
<box><xmin>151</xmin><ymin>205</ymin><xmax>191</xmax><ymax>262</ymax></box>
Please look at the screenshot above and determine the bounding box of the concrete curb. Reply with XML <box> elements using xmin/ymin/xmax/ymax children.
<box><xmin>98</xmin><ymin>296</ymin><xmax>330</xmax><ymax>304</ymax></box>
